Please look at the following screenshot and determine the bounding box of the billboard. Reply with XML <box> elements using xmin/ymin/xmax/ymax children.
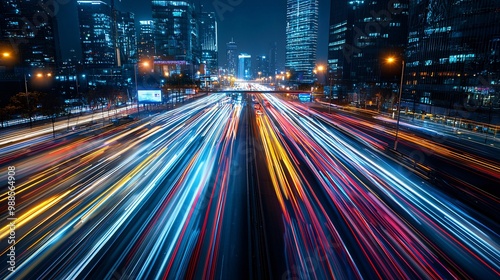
<box><xmin>138</xmin><ymin>90</ymin><xmax>162</xmax><ymax>103</ymax></box>
<box><xmin>298</xmin><ymin>93</ymin><xmax>312</xmax><ymax>102</ymax></box>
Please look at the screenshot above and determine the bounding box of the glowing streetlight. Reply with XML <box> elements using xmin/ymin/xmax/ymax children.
<box><xmin>35</xmin><ymin>72</ymin><xmax>52</xmax><ymax>78</ymax></box>
<box><xmin>134</xmin><ymin>60</ymin><xmax>152</xmax><ymax>114</ymax></box>
<box><xmin>23</xmin><ymin>71</ymin><xmax>53</xmax><ymax>128</ymax></box>
<box><xmin>386</xmin><ymin>56</ymin><xmax>405</xmax><ymax>150</ymax></box>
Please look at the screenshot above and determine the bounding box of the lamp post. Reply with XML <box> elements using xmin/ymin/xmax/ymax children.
<box><xmin>134</xmin><ymin>61</ymin><xmax>150</xmax><ymax>115</ymax></box>
<box><xmin>387</xmin><ymin>56</ymin><xmax>405</xmax><ymax>150</ymax></box>
<box><xmin>314</xmin><ymin>65</ymin><xmax>327</xmax><ymax>106</ymax></box>
<box><xmin>328</xmin><ymin>72</ymin><xmax>333</xmax><ymax>114</ymax></box>
<box><xmin>38</xmin><ymin>72</ymin><xmax>55</xmax><ymax>136</ymax></box>
<box><xmin>134</xmin><ymin>63</ymin><xmax>139</xmax><ymax>114</ymax></box>
<box><xmin>0</xmin><ymin>52</ymin><xmax>12</xmax><ymax>127</ymax></box>
<box><xmin>24</xmin><ymin>74</ymin><xmax>32</xmax><ymax>128</ymax></box>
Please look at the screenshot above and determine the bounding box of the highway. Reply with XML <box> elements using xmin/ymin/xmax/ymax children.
<box><xmin>253</xmin><ymin>92</ymin><xmax>499</xmax><ymax>278</ymax></box>
<box><xmin>1</xmin><ymin>91</ymin><xmax>499</xmax><ymax>279</ymax></box>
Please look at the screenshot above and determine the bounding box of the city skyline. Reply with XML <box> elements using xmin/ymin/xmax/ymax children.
<box><xmin>1</xmin><ymin>1</ymin><xmax>500</xmax><ymax>279</ymax></box>
<box><xmin>56</xmin><ymin>0</ymin><xmax>331</xmax><ymax>68</ymax></box>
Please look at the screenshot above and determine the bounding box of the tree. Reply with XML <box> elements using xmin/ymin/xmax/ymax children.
<box><xmin>162</xmin><ymin>74</ymin><xmax>196</xmax><ymax>105</ymax></box>
<box><xmin>0</xmin><ymin>105</ymin><xmax>15</xmax><ymax>128</ymax></box>
<box><xmin>86</xmin><ymin>86</ymin><xmax>107</xmax><ymax>110</ymax></box>
<box><xmin>39</xmin><ymin>92</ymin><xmax>65</xmax><ymax>138</ymax></box>
<box><xmin>9</xmin><ymin>91</ymin><xmax>42</xmax><ymax>128</ymax></box>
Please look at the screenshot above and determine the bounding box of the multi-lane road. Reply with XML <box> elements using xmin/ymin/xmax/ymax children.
<box><xmin>1</xmin><ymin>91</ymin><xmax>499</xmax><ymax>279</ymax></box>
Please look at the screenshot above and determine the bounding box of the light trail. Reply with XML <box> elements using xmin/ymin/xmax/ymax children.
<box><xmin>256</xmin><ymin>93</ymin><xmax>499</xmax><ymax>278</ymax></box>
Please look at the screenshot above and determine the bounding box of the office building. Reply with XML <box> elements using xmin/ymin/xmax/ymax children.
<box><xmin>152</xmin><ymin>0</ymin><xmax>200</xmax><ymax>77</ymax></box>
<box><xmin>327</xmin><ymin>0</ymin><xmax>408</xmax><ymax>103</ymax></box>
<box><xmin>0</xmin><ymin>0</ymin><xmax>59</xmax><ymax>68</ymax></box>
<box><xmin>226</xmin><ymin>39</ymin><xmax>237</xmax><ymax>77</ymax></box>
<box><xmin>77</xmin><ymin>0</ymin><xmax>115</xmax><ymax>67</ymax></box>
<box><xmin>199</xmin><ymin>11</ymin><xmax>218</xmax><ymax>76</ymax></box>
<box><xmin>326</xmin><ymin>0</ymin><xmax>356</xmax><ymax>100</ymax></box>
<box><xmin>406</xmin><ymin>0</ymin><xmax>500</xmax><ymax>116</ymax></box>
<box><xmin>238</xmin><ymin>53</ymin><xmax>251</xmax><ymax>80</ymax></box>
<box><xmin>285</xmin><ymin>0</ymin><xmax>318</xmax><ymax>83</ymax></box>
<box><xmin>138</xmin><ymin>20</ymin><xmax>155</xmax><ymax>60</ymax></box>
<box><xmin>116</xmin><ymin>11</ymin><xmax>137</xmax><ymax>64</ymax></box>
<box><xmin>254</xmin><ymin>55</ymin><xmax>269</xmax><ymax>80</ymax></box>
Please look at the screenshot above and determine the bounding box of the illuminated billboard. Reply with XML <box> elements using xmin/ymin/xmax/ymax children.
<box><xmin>138</xmin><ymin>90</ymin><xmax>162</xmax><ymax>103</ymax></box>
<box><xmin>298</xmin><ymin>93</ymin><xmax>311</xmax><ymax>102</ymax></box>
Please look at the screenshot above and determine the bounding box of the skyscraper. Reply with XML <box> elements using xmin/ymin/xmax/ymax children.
<box><xmin>199</xmin><ymin>11</ymin><xmax>218</xmax><ymax>76</ymax></box>
<box><xmin>0</xmin><ymin>0</ymin><xmax>59</xmax><ymax>68</ymax></box>
<box><xmin>238</xmin><ymin>53</ymin><xmax>251</xmax><ymax>80</ymax></box>
<box><xmin>152</xmin><ymin>0</ymin><xmax>200</xmax><ymax>77</ymax></box>
<box><xmin>406</xmin><ymin>0</ymin><xmax>500</xmax><ymax>116</ymax></box>
<box><xmin>254</xmin><ymin>55</ymin><xmax>269</xmax><ymax>79</ymax></box>
<box><xmin>226</xmin><ymin>39</ymin><xmax>237</xmax><ymax>76</ymax></box>
<box><xmin>327</xmin><ymin>0</ymin><xmax>355</xmax><ymax>100</ymax></box>
<box><xmin>327</xmin><ymin>0</ymin><xmax>408</xmax><ymax>103</ymax></box>
<box><xmin>285</xmin><ymin>0</ymin><xmax>318</xmax><ymax>83</ymax></box>
<box><xmin>350</xmin><ymin>1</ymin><xmax>408</xmax><ymax>85</ymax></box>
<box><xmin>116</xmin><ymin>11</ymin><xmax>137</xmax><ymax>64</ymax></box>
<box><xmin>77</xmin><ymin>0</ymin><xmax>115</xmax><ymax>67</ymax></box>
<box><xmin>138</xmin><ymin>20</ymin><xmax>155</xmax><ymax>60</ymax></box>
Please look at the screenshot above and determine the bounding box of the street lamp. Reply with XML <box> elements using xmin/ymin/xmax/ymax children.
<box><xmin>24</xmin><ymin>74</ymin><xmax>31</xmax><ymax>128</ymax></box>
<box><xmin>313</xmin><ymin>64</ymin><xmax>330</xmax><ymax>103</ymax></box>
<box><xmin>315</xmin><ymin>65</ymin><xmax>331</xmax><ymax>108</ymax></box>
<box><xmin>328</xmin><ymin>71</ymin><xmax>333</xmax><ymax>113</ymax></box>
<box><xmin>24</xmin><ymin>71</ymin><xmax>53</xmax><ymax>129</ymax></box>
<box><xmin>314</xmin><ymin>65</ymin><xmax>325</xmax><ymax>80</ymax></box>
<box><xmin>386</xmin><ymin>56</ymin><xmax>405</xmax><ymax>150</ymax></box>
<box><xmin>1</xmin><ymin>52</ymin><xmax>34</xmax><ymax>129</ymax></box>
<box><xmin>134</xmin><ymin>60</ymin><xmax>151</xmax><ymax>115</ymax></box>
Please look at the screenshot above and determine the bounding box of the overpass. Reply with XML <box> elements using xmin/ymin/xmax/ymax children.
<box><xmin>212</xmin><ymin>90</ymin><xmax>318</xmax><ymax>95</ymax></box>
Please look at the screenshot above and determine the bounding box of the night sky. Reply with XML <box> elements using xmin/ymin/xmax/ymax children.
<box><xmin>58</xmin><ymin>0</ymin><xmax>330</xmax><ymax>69</ymax></box>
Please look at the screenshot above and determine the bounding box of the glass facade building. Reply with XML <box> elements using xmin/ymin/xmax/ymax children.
<box><xmin>285</xmin><ymin>0</ymin><xmax>318</xmax><ymax>83</ymax></box>
<box><xmin>138</xmin><ymin>20</ymin><xmax>156</xmax><ymax>60</ymax></box>
<box><xmin>116</xmin><ymin>11</ymin><xmax>137</xmax><ymax>65</ymax></box>
<box><xmin>226</xmin><ymin>40</ymin><xmax>237</xmax><ymax>77</ymax></box>
<box><xmin>0</xmin><ymin>0</ymin><xmax>59</xmax><ymax>69</ymax></box>
<box><xmin>254</xmin><ymin>55</ymin><xmax>269</xmax><ymax>80</ymax></box>
<box><xmin>152</xmin><ymin>0</ymin><xmax>200</xmax><ymax>77</ymax></box>
<box><xmin>406</xmin><ymin>0</ymin><xmax>500</xmax><ymax>116</ymax></box>
<box><xmin>199</xmin><ymin>11</ymin><xmax>218</xmax><ymax>76</ymax></box>
<box><xmin>327</xmin><ymin>0</ymin><xmax>408</xmax><ymax>104</ymax></box>
<box><xmin>327</xmin><ymin>0</ymin><xmax>355</xmax><ymax>101</ymax></box>
<box><xmin>238</xmin><ymin>53</ymin><xmax>251</xmax><ymax>80</ymax></box>
<box><xmin>77</xmin><ymin>0</ymin><xmax>115</xmax><ymax>67</ymax></box>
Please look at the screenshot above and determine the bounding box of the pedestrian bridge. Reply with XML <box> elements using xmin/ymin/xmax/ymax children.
<box><xmin>213</xmin><ymin>90</ymin><xmax>317</xmax><ymax>95</ymax></box>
